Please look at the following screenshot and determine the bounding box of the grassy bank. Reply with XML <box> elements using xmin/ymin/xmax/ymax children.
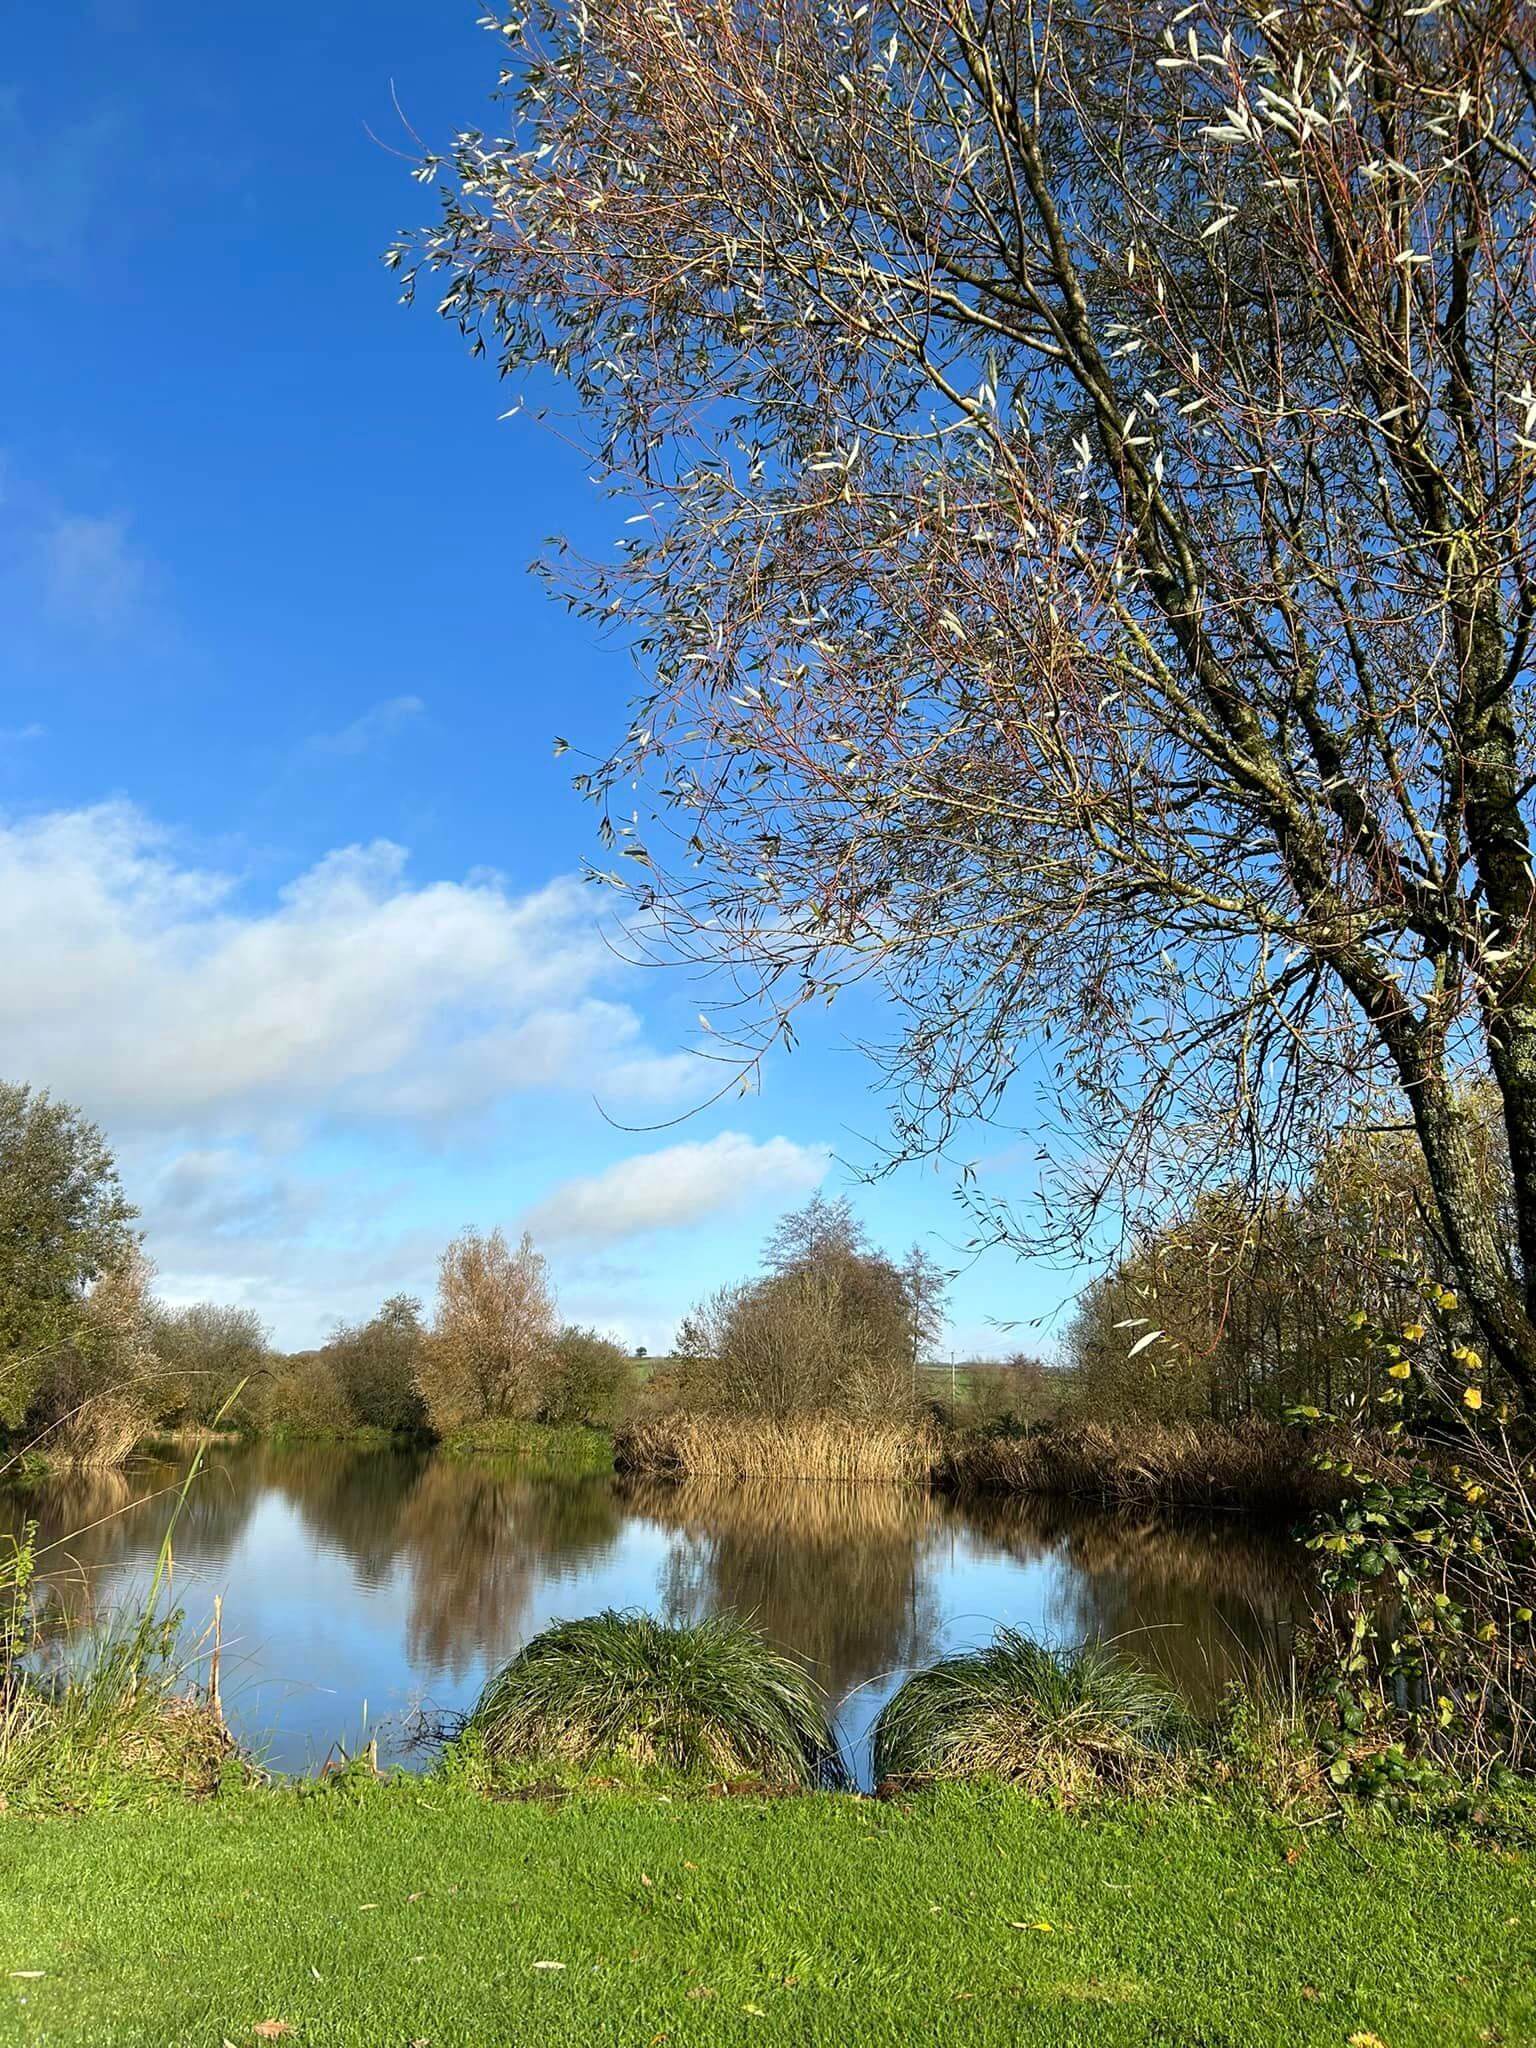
<box><xmin>0</xmin><ymin>1776</ymin><xmax>1530</xmax><ymax>2046</ymax></box>
<box><xmin>438</xmin><ymin>1419</ymin><xmax>616</xmax><ymax>1474</ymax></box>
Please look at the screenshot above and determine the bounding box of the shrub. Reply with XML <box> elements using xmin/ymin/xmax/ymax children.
<box><xmin>147</xmin><ymin>1302</ymin><xmax>269</xmax><ymax>1431</ymax></box>
<box><xmin>538</xmin><ymin>1325</ymin><xmax>631</xmax><ymax>1429</ymax></box>
<box><xmin>257</xmin><ymin>1350</ymin><xmax>352</xmax><ymax>1435</ymax></box>
<box><xmin>326</xmin><ymin>1294</ymin><xmax>428</xmax><ymax>1434</ymax></box>
<box><xmin>1297</xmin><ymin>1280</ymin><xmax>1536</xmax><ymax>1786</ymax></box>
<box><xmin>468</xmin><ymin>1610</ymin><xmax>842</xmax><ymax>1785</ymax></box>
<box><xmin>871</xmin><ymin>1629</ymin><xmax>1192</xmax><ymax>1796</ymax></box>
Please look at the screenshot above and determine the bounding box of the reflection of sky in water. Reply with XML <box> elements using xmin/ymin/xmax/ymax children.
<box><xmin>5</xmin><ymin>1448</ymin><xmax>1303</xmax><ymax>1785</ymax></box>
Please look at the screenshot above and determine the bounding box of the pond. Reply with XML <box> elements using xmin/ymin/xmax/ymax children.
<box><xmin>2</xmin><ymin>1442</ymin><xmax>1309</xmax><ymax>1784</ymax></box>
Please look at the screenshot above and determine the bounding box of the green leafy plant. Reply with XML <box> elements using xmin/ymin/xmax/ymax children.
<box><xmin>1293</xmin><ymin>1280</ymin><xmax>1536</xmax><ymax>1788</ymax></box>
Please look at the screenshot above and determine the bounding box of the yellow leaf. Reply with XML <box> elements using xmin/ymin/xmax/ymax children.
<box><xmin>1387</xmin><ymin>1362</ymin><xmax>1411</xmax><ymax>1380</ymax></box>
<box><xmin>1401</xmin><ymin>1323</ymin><xmax>1425</xmax><ymax>1342</ymax></box>
<box><xmin>1464</xmin><ymin>1386</ymin><xmax>1483</xmax><ymax>1410</ymax></box>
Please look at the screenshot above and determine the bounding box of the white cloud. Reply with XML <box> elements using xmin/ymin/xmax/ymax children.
<box><xmin>524</xmin><ymin>1131</ymin><xmax>831</xmax><ymax>1248</ymax></box>
<box><xmin>0</xmin><ymin>802</ymin><xmax>692</xmax><ymax>1131</ymax></box>
<box><xmin>309</xmin><ymin>695</ymin><xmax>425</xmax><ymax>757</ymax></box>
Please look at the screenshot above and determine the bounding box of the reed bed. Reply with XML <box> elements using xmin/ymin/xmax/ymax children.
<box><xmin>615</xmin><ymin>1411</ymin><xmax>938</xmax><ymax>1485</ymax></box>
<box><xmin>941</xmin><ymin>1419</ymin><xmax>1335</xmax><ymax>1516</ymax></box>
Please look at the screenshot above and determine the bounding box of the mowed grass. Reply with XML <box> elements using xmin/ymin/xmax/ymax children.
<box><xmin>1</xmin><ymin>1783</ymin><xmax>1532</xmax><ymax>2047</ymax></box>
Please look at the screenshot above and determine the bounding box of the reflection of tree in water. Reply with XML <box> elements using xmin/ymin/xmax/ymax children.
<box><xmin>397</xmin><ymin>1464</ymin><xmax>624</xmax><ymax>1681</ymax></box>
<box><xmin>624</xmin><ymin>1478</ymin><xmax>946</xmax><ymax>1712</ymax></box>
<box><xmin>957</xmin><ymin>1494</ymin><xmax>1311</xmax><ymax>1711</ymax></box>
<box><xmin>0</xmin><ymin>1451</ymin><xmax>263</xmax><ymax>1629</ymax></box>
<box><xmin>261</xmin><ymin>1441</ymin><xmax>431</xmax><ymax>1588</ymax></box>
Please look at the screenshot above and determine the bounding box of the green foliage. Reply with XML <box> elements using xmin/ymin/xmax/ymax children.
<box><xmin>147</xmin><ymin>1301</ymin><xmax>270</xmax><ymax>1430</ymax></box>
<box><xmin>0</xmin><ymin>1082</ymin><xmax>139</xmax><ymax>1430</ymax></box>
<box><xmin>538</xmin><ymin>1324</ymin><xmax>632</xmax><ymax>1429</ymax></box>
<box><xmin>872</xmin><ymin>1629</ymin><xmax>1192</xmax><ymax>1796</ymax></box>
<box><xmin>326</xmin><ymin>1294</ymin><xmax>428</xmax><ymax>1435</ymax></box>
<box><xmin>440</xmin><ymin>1418</ymin><xmax>615</xmax><ymax>1474</ymax></box>
<box><xmin>1295</xmin><ymin>1278</ymin><xmax>1536</xmax><ymax>1786</ymax></box>
<box><xmin>1067</xmin><ymin>1097</ymin><xmax>1508</xmax><ymax>1427</ymax></box>
<box><xmin>469</xmin><ymin>1610</ymin><xmax>842</xmax><ymax>1786</ymax></box>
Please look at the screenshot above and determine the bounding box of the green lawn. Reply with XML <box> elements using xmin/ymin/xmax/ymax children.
<box><xmin>0</xmin><ymin>1782</ymin><xmax>1530</xmax><ymax>2046</ymax></box>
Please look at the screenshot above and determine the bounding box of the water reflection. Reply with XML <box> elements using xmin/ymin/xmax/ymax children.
<box><xmin>0</xmin><ymin>1443</ymin><xmax>1309</xmax><ymax>1778</ymax></box>
<box><xmin>627</xmin><ymin>1478</ymin><xmax>946</xmax><ymax>1706</ymax></box>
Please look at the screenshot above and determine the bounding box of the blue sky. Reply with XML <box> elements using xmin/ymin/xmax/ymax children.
<box><xmin>0</xmin><ymin>0</ymin><xmax>1076</xmax><ymax>1353</ymax></box>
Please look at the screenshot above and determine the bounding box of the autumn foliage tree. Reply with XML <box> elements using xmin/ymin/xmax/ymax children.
<box><xmin>405</xmin><ymin>0</ymin><xmax>1536</xmax><ymax>1397</ymax></box>
<box><xmin>418</xmin><ymin>1227</ymin><xmax>558</xmax><ymax>1429</ymax></box>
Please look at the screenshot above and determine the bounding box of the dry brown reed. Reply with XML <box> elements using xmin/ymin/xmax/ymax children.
<box><xmin>616</xmin><ymin>1411</ymin><xmax>938</xmax><ymax>1485</ymax></box>
<box><xmin>941</xmin><ymin>1420</ymin><xmax>1337</xmax><ymax>1517</ymax></box>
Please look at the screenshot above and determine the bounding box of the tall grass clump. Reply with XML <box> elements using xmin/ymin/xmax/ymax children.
<box><xmin>468</xmin><ymin>1610</ymin><xmax>843</xmax><ymax>1786</ymax></box>
<box><xmin>616</xmin><ymin>1411</ymin><xmax>936</xmax><ymax>1485</ymax></box>
<box><xmin>872</xmin><ymin>1629</ymin><xmax>1194</xmax><ymax>1797</ymax></box>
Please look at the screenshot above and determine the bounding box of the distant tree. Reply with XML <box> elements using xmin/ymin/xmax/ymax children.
<box><xmin>418</xmin><ymin>1229</ymin><xmax>558</xmax><ymax>1430</ymax></box>
<box><xmin>540</xmin><ymin>1324</ymin><xmax>633</xmax><ymax>1428</ymax></box>
<box><xmin>409</xmin><ymin>0</ymin><xmax>1536</xmax><ymax>1398</ymax></box>
<box><xmin>24</xmin><ymin>1245</ymin><xmax>161</xmax><ymax>1467</ymax></box>
<box><xmin>900</xmin><ymin>1243</ymin><xmax>950</xmax><ymax>1369</ymax></box>
<box><xmin>327</xmin><ymin>1293</ymin><xmax>428</xmax><ymax>1435</ymax></box>
<box><xmin>0</xmin><ymin>1082</ymin><xmax>138</xmax><ymax>1427</ymax></box>
<box><xmin>677</xmin><ymin>1200</ymin><xmax>915</xmax><ymax>1418</ymax></box>
<box><xmin>148</xmin><ymin>1301</ymin><xmax>270</xmax><ymax>1430</ymax></box>
<box><xmin>762</xmin><ymin>1192</ymin><xmax>864</xmax><ymax>1274</ymax></box>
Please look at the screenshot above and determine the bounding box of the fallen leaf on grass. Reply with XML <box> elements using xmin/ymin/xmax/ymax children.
<box><xmin>741</xmin><ymin>2005</ymin><xmax>766</xmax><ymax>2017</ymax></box>
<box><xmin>1348</xmin><ymin>2034</ymin><xmax>1389</xmax><ymax>2047</ymax></box>
<box><xmin>532</xmin><ymin>1961</ymin><xmax>566</xmax><ymax>1972</ymax></box>
<box><xmin>253</xmin><ymin>2026</ymin><xmax>295</xmax><ymax>2041</ymax></box>
<box><xmin>7</xmin><ymin>1973</ymin><xmax>44</xmax><ymax>1981</ymax></box>
<box><xmin>1010</xmin><ymin>1920</ymin><xmax>1055</xmax><ymax>1933</ymax></box>
<box><xmin>357</xmin><ymin>1904</ymin><xmax>378</xmax><ymax>1913</ymax></box>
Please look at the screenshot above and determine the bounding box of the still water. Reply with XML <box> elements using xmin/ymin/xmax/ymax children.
<box><xmin>2</xmin><ymin>1443</ymin><xmax>1307</xmax><ymax>1783</ymax></box>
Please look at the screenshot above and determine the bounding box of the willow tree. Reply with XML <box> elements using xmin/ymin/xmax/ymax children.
<box><xmin>401</xmin><ymin>0</ymin><xmax>1536</xmax><ymax>1389</ymax></box>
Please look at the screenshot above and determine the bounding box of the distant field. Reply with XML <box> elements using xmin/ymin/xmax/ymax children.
<box><xmin>2</xmin><ymin>1780</ymin><xmax>1530</xmax><ymax>2046</ymax></box>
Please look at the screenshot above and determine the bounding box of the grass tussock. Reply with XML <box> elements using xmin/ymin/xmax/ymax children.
<box><xmin>942</xmin><ymin>1418</ymin><xmax>1334</xmax><ymax>1515</ymax></box>
<box><xmin>872</xmin><ymin>1629</ymin><xmax>1194</xmax><ymax>1798</ymax></box>
<box><xmin>468</xmin><ymin>1610</ymin><xmax>842</xmax><ymax>1787</ymax></box>
<box><xmin>616</xmin><ymin>1411</ymin><xmax>937</xmax><ymax>1485</ymax></box>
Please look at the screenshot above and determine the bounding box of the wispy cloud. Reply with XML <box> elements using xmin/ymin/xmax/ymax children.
<box><xmin>309</xmin><ymin>695</ymin><xmax>425</xmax><ymax>757</ymax></box>
<box><xmin>43</xmin><ymin>513</ymin><xmax>147</xmax><ymax>628</ymax></box>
